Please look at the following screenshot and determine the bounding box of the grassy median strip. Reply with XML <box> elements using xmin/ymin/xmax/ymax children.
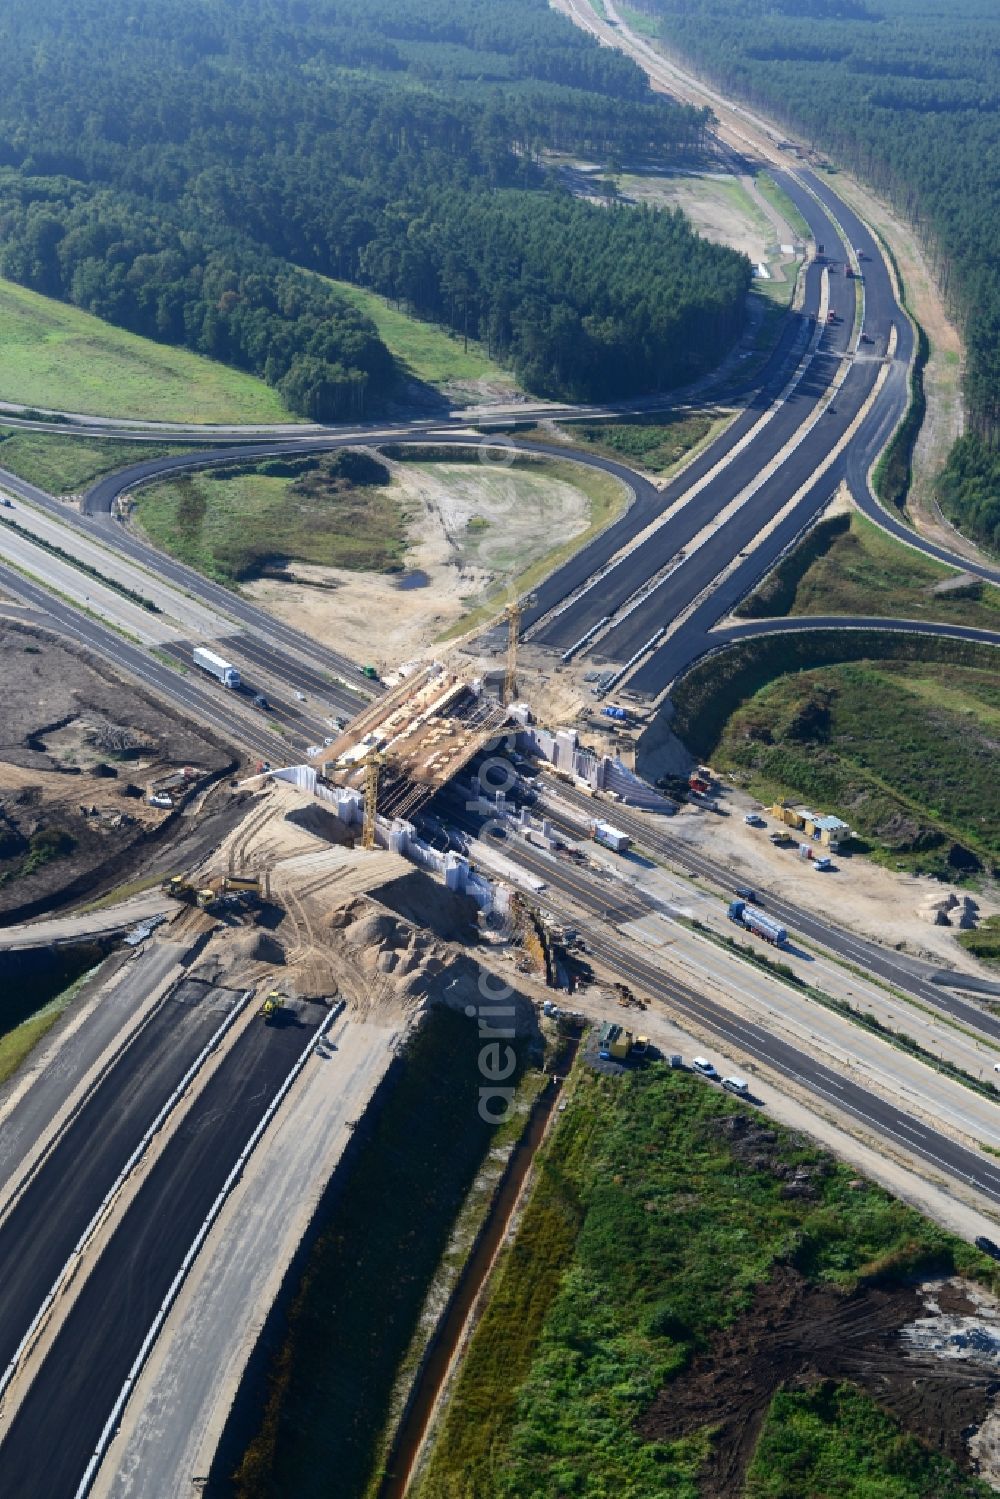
<box><xmin>688</xmin><ymin>919</ymin><xmax>998</xmax><ymax>1105</ymax></box>
<box><xmin>756</xmin><ymin>171</ymin><xmax>811</xmax><ymax>241</ymax></box>
<box><xmin>0</xmin><ymin>513</ymin><xmax>160</xmax><ymax>613</ymax></box>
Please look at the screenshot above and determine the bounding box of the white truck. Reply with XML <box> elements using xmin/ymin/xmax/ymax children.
<box><xmin>192</xmin><ymin>646</ymin><xmax>241</xmax><ymax>689</ymax></box>
<box><xmin>591</xmin><ymin>820</ymin><xmax>631</xmax><ymax>854</ymax></box>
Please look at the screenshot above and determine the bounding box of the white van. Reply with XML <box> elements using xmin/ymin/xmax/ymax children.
<box><xmin>722</xmin><ymin>1077</ymin><xmax>750</xmax><ymax>1097</ymax></box>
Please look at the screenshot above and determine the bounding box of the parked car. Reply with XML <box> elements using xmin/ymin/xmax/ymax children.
<box><xmin>692</xmin><ymin>1057</ymin><xmax>717</xmax><ymax>1079</ymax></box>
<box><xmin>975</xmin><ymin>1235</ymin><xmax>1000</xmax><ymax>1261</ymax></box>
<box><xmin>722</xmin><ymin>1077</ymin><xmax>750</xmax><ymax>1097</ymax></box>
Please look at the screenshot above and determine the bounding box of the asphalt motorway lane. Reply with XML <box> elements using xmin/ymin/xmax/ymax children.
<box><xmin>586</xmin><ymin>931</ymin><xmax>1000</xmax><ymax>1205</ymax></box>
<box><xmin>0</xmin><ymin>562</ymin><xmax>288</xmax><ymax>764</ymax></box>
<box><xmin>0</xmin><ymin>981</ymin><xmax>241</xmax><ymax>1381</ymax></box>
<box><xmin>0</xmin><ymin>1001</ymin><xmax>325</xmax><ymax>1499</ymax></box>
<box><xmin>0</xmin><ymin>462</ymin><xmax>373</xmax><ymax>707</ymax></box>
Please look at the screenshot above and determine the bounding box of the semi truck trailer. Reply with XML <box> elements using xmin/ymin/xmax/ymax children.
<box><xmin>192</xmin><ymin>646</ymin><xmax>241</xmax><ymax>689</ymax></box>
<box><xmin>591</xmin><ymin>820</ymin><xmax>631</xmax><ymax>854</ymax></box>
<box><xmin>728</xmin><ymin>899</ymin><xmax>788</xmax><ymax>946</ymax></box>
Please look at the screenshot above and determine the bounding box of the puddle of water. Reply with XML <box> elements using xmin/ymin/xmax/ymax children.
<box><xmin>395</xmin><ymin>570</ymin><xmax>430</xmax><ymax>591</ymax></box>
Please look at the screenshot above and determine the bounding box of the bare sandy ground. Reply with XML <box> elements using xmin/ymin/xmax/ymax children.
<box><xmin>244</xmin><ymin>459</ymin><xmax>594</xmax><ymax>668</ymax></box>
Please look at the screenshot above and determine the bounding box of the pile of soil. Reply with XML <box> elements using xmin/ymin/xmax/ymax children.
<box><xmin>639</xmin><ymin>1264</ymin><xmax>999</xmax><ymax>1496</ymax></box>
<box><xmin>712</xmin><ymin>1113</ymin><xmax>832</xmax><ymax>1200</ymax></box>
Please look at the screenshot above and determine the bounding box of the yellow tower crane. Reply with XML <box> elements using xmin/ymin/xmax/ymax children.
<box><xmin>502</xmin><ymin>592</ymin><xmax>536</xmax><ymax>706</ymax></box>
<box><xmin>362</xmin><ymin>749</ymin><xmax>385</xmax><ymax>850</ymax></box>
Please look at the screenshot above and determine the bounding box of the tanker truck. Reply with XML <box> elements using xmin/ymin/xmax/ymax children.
<box><xmin>728</xmin><ymin>899</ymin><xmax>788</xmax><ymax>946</ymax></box>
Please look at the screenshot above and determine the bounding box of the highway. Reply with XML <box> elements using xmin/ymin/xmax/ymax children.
<box><xmin>0</xmin><ymin>0</ymin><xmax>996</xmax><ymax>731</ymax></box>
<box><xmin>537</xmin><ymin>778</ymin><xmax>1000</xmax><ymax>1038</ymax></box>
<box><xmin>0</xmin><ymin>560</ymin><xmax>290</xmax><ymax>763</ymax></box>
<box><xmin>0</xmin><ymin>462</ymin><xmax>374</xmax><ymax>716</ymax></box>
<box><xmin>444</xmin><ymin>798</ymin><xmax>1000</xmax><ymax>1205</ymax></box>
<box><xmin>0</xmin><ymin>999</ymin><xmax>325</xmax><ymax>1499</ymax></box>
<box><xmin>0</xmin><ymin>980</ymin><xmax>245</xmax><ymax>1389</ymax></box>
<box><xmin>2</xmin><ymin>136</ymin><xmax>995</xmax><ymax>725</ymax></box>
<box><xmin>587</xmin><ymin>930</ymin><xmax>1000</xmax><ymax>1204</ymax></box>
<box><xmin>0</xmin><ymin>944</ymin><xmax>185</xmax><ymax>1196</ymax></box>
<box><xmin>0</xmin><ymin>13</ymin><xmax>992</xmax><ymax>1498</ymax></box>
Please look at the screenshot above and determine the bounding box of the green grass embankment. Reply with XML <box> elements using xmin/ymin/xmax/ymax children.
<box><xmin>317</xmin><ymin>275</ymin><xmax>516</xmax><ymax>393</ymax></box>
<box><xmin>747</xmin><ymin>1382</ymin><xmax>987</xmax><ymax>1499</ymax></box>
<box><xmin>874</xmin><ymin>322</ymin><xmax>929</xmax><ymax>517</ymax></box>
<box><xmin>0</xmin><ymin>428</ymin><xmax>192</xmax><ymax>494</ymax></box>
<box><xmin>959</xmin><ymin>916</ymin><xmax>1000</xmax><ymax>970</ymax></box>
<box><xmin>0</xmin><ymin>949</ymin><xmax>104</xmax><ymax>1085</ymax></box>
<box><xmin>737</xmin><ymin>509</ymin><xmax>1000</xmax><ymax>632</ymax></box>
<box><xmin>415</xmin><ymin>1062</ymin><xmax>994</xmax><ymax>1499</ymax></box>
<box><xmin>134</xmin><ymin>450</ymin><xmax>406</xmax><ymax>585</ymax></box>
<box><xmin>0</xmin><ymin>277</ymin><xmax>296</xmax><ymax>423</ymax></box>
<box><xmin>230</xmin><ymin>1009</ymin><xmax>535</xmax><ymax>1499</ymax></box>
<box><xmin>556</xmin><ymin>410</ymin><xmax>723</xmax><ymax>476</ymax></box>
<box><xmin>756</xmin><ymin>171</ymin><xmax>811</xmax><ymax>241</ymax></box>
<box><xmin>671</xmin><ymin>638</ymin><xmax>999</xmax><ymax>879</ymax></box>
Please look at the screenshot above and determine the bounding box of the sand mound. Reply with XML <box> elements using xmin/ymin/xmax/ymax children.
<box><xmin>374</xmin><ymin>871</ymin><xmax>479</xmax><ymax>944</ymax></box>
<box><xmin>284</xmin><ymin>802</ymin><xmax>353</xmax><ymax>846</ymax></box>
